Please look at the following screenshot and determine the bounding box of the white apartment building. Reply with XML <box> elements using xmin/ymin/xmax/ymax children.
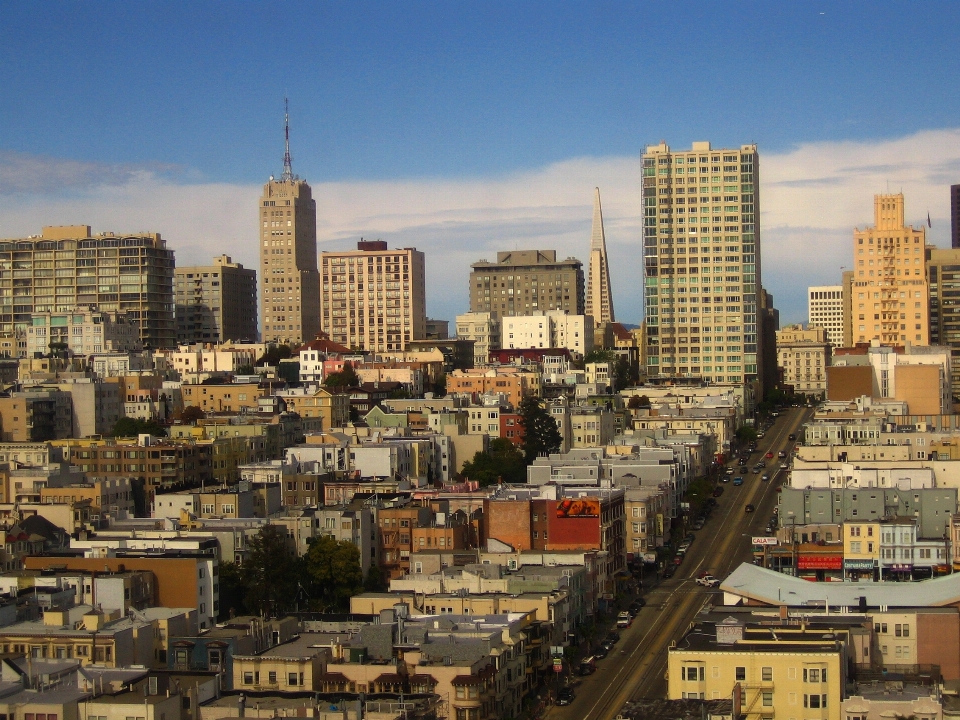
<box><xmin>456</xmin><ymin>311</ymin><xmax>501</xmax><ymax>365</ymax></box>
<box><xmin>642</xmin><ymin>141</ymin><xmax>761</xmax><ymax>386</ymax></box>
<box><xmin>319</xmin><ymin>240</ymin><xmax>426</xmax><ymax>352</ymax></box>
<box><xmin>501</xmin><ymin>311</ymin><xmax>594</xmax><ymax>357</ymax></box>
<box><xmin>776</xmin><ymin>324</ymin><xmax>830</xmax><ymax>395</ymax></box>
<box><xmin>808</xmin><ymin>284</ymin><xmax>844</xmax><ymax>348</ymax></box>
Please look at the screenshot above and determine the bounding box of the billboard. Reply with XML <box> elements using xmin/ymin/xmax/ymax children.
<box><xmin>556</xmin><ymin>498</ymin><xmax>600</xmax><ymax>519</ymax></box>
<box><xmin>752</xmin><ymin>537</ymin><xmax>778</xmax><ymax>546</ymax></box>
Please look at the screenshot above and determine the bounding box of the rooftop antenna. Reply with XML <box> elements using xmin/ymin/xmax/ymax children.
<box><xmin>281</xmin><ymin>98</ymin><xmax>296</xmax><ymax>182</ymax></box>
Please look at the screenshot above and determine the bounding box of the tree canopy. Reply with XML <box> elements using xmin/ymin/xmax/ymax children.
<box><xmin>241</xmin><ymin>525</ymin><xmax>301</xmax><ymax>616</ymax></box>
<box><xmin>324</xmin><ymin>361</ymin><xmax>360</xmax><ymax>389</ymax></box>
<box><xmin>112</xmin><ymin>417</ymin><xmax>167</xmax><ymax>438</ymax></box>
<box><xmin>461</xmin><ymin>437</ymin><xmax>527</xmax><ymax>486</ymax></box>
<box><xmin>518</xmin><ymin>395</ymin><xmax>563</xmax><ymax>464</ymax></box>
<box><xmin>582</xmin><ymin>349</ymin><xmax>638</xmax><ymax>391</ymax></box>
<box><xmin>255</xmin><ymin>344</ymin><xmax>293</xmax><ymax>367</ymax></box>
<box><xmin>304</xmin><ymin>535</ymin><xmax>365</xmax><ymax>611</ymax></box>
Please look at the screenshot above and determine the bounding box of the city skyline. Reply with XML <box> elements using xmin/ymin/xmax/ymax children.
<box><xmin>2</xmin><ymin>4</ymin><xmax>960</xmax><ymax>327</ymax></box>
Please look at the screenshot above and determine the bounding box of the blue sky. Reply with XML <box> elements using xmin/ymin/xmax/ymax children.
<box><xmin>2</xmin><ymin>2</ymin><xmax>960</xmax><ymax>325</ymax></box>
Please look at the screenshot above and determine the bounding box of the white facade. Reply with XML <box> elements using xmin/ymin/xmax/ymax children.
<box><xmin>456</xmin><ymin>311</ymin><xmax>501</xmax><ymax>365</ymax></box>
<box><xmin>808</xmin><ymin>284</ymin><xmax>844</xmax><ymax>348</ymax></box>
<box><xmin>501</xmin><ymin>311</ymin><xmax>594</xmax><ymax>357</ymax></box>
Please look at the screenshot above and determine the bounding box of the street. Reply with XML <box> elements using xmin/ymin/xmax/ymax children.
<box><xmin>545</xmin><ymin>405</ymin><xmax>813</xmax><ymax>720</ymax></box>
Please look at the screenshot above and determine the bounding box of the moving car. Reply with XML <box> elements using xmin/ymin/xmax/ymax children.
<box><xmin>744</xmin><ymin>503</ymin><xmax>756</xmax><ymax>513</ymax></box>
<box><xmin>765</xmin><ymin>451</ymin><xmax>774</xmax><ymax>459</ymax></box>
<box><xmin>778</xmin><ymin>450</ymin><xmax>787</xmax><ymax>458</ymax></box>
<box><xmin>733</xmin><ymin>476</ymin><xmax>744</xmax><ymax>486</ymax></box>
<box><xmin>557</xmin><ymin>687</ymin><xmax>575</xmax><ymax>705</ymax></box>
<box><xmin>780</xmin><ymin>462</ymin><xmax>789</xmax><ymax>470</ymax></box>
<box><xmin>696</xmin><ymin>575</ymin><xmax>720</xmax><ymax>587</ymax></box>
<box><xmin>761</xmin><ymin>473</ymin><xmax>770</xmax><ymax>481</ymax></box>
<box><xmin>788</xmin><ymin>433</ymin><xmax>796</xmax><ymax>441</ymax></box>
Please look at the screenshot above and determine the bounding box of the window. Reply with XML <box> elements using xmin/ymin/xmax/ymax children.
<box><xmin>735</xmin><ymin>667</ymin><xmax>746</xmax><ymax>681</ymax></box>
<box><xmin>288</xmin><ymin>672</ymin><xmax>299</xmax><ymax>686</ymax></box>
<box><xmin>762</xmin><ymin>692</ymin><xmax>773</xmax><ymax>706</ymax></box>
<box><xmin>761</xmin><ymin>667</ymin><xmax>772</xmax><ymax>681</ymax></box>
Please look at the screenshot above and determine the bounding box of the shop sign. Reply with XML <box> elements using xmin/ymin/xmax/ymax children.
<box><xmin>752</xmin><ymin>537</ymin><xmax>778</xmax><ymax>546</ymax></box>
<box><xmin>797</xmin><ymin>554</ymin><xmax>842</xmax><ymax>570</ymax></box>
<box><xmin>843</xmin><ymin>559</ymin><xmax>875</xmax><ymax>571</ymax></box>
<box><xmin>889</xmin><ymin>563</ymin><xmax>914</xmax><ymax>571</ymax></box>
<box><xmin>643</xmin><ymin>552</ymin><xmax>658</xmax><ymax>563</ymax></box>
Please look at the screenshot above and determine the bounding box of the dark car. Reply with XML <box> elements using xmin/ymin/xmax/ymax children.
<box><xmin>713</xmin><ymin>487</ymin><xmax>725</xmax><ymax>497</ymax></box>
<box><xmin>745</xmin><ymin>504</ymin><xmax>756</xmax><ymax>513</ymax></box>
<box><xmin>557</xmin><ymin>688</ymin><xmax>575</xmax><ymax>706</ymax></box>
<box><xmin>630</xmin><ymin>599</ymin><xmax>646</xmax><ymax>613</ymax></box>
<box><xmin>605</xmin><ymin>631</ymin><xmax>621</xmax><ymax>644</ymax></box>
<box><xmin>788</xmin><ymin>433</ymin><xmax>796</xmax><ymax>441</ymax></box>
<box><xmin>692</xmin><ymin>519</ymin><xmax>705</xmax><ymax>530</ymax></box>
<box><xmin>593</xmin><ymin>645</ymin><xmax>609</xmax><ymax>659</ymax></box>
<box><xmin>662</xmin><ymin>565</ymin><xmax>676</xmax><ymax>578</ymax></box>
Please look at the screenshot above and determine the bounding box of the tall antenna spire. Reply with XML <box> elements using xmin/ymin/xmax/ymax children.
<box><xmin>281</xmin><ymin>97</ymin><xmax>295</xmax><ymax>182</ymax></box>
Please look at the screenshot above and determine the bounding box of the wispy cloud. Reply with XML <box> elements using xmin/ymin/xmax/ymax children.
<box><xmin>0</xmin><ymin>128</ymin><xmax>957</xmax><ymax>326</ymax></box>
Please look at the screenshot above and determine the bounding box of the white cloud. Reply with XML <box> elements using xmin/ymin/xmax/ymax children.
<box><xmin>1</xmin><ymin>128</ymin><xmax>958</xmax><ymax>328</ymax></box>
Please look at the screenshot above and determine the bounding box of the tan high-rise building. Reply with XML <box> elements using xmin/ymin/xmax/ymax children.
<box><xmin>642</xmin><ymin>141</ymin><xmax>762</xmax><ymax>390</ymax></box>
<box><xmin>319</xmin><ymin>240</ymin><xmax>426</xmax><ymax>352</ymax></box>
<box><xmin>586</xmin><ymin>187</ymin><xmax>615</xmax><ymax>327</ymax></box>
<box><xmin>852</xmin><ymin>194</ymin><xmax>929</xmax><ymax>346</ymax></box>
<box><xmin>0</xmin><ymin>226</ymin><xmax>175</xmax><ymax>348</ymax></box>
<box><xmin>176</xmin><ymin>255</ymin><xmax>257</xmax><ymax>343</ymax></box>
<box><xmin>258</xmin><ymin>107</ymin><xmax>320</xmax><ymax>345</ymax></box>
<box><xmin>469</xmin><ymin>250</ymin><xmax>584</xmax><ymax>319</ymax></box>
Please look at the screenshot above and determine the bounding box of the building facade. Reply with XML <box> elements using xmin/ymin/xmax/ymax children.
<box><xmin>501</xmin><ymin>312</ymin><xmax>593</xmax><ymax>357</ymax></box>
<box><xmin>25</xmin><ymin>307</ymin><xmax>141</xmax><ymax>357</ymax></box>
<box><xmin>176</xmin><ymin>255</ymin><xmax>257</xmax><ymax>343</ymax></box>
<box><xmin>0</xmin><ymin>226</ymin><xmax>174</xmax><ymax>348</ymax></box>
<box><xmin>319</xmin><ymin>240</ymin><xmax>426</xmax><ymax>352</ymax></box>
<box><xmin>469</xmin><ymin>250</ymin><xmax>584</xmax><ymax>319</ymax></box>
<box><xmin>642</xmin><ymin>141</ymin><xmax>761</xmax><ymax>387</ymax></box>
<box><xmin>927</xmin><ymin>247</ymin><xmax>960</xmax><ymax>406</ymax></box>
<box><xmin>852</xmin><ymin>194</ymin><xmax>929</xmax><ymax>346</ymax></box>
<box><xmin>456</xmin><ymin>312</ymin><xmax>501</xmax><ymax>366</ymax></box>
<box><xmin>776</xmin><ymin>324</ymin><xmax>830</xmax><ymax>395</ymax></box>
<box><xmin>952</xmin><ymin>183</ymin><xmax>960</xmax><ymax>249</ymax></box>
<box><xmin>258</xmin><ymin>120</ymin><xmax>321</xmax><ymax>345</ymax></box>
<box><xmin>808</xmin><ymin>284</ymin><xmax>844</xmax><ymax>348</ymax></box>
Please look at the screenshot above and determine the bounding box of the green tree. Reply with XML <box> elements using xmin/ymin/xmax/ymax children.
<box><xmin>736</xmin><ymin>424</ymin><xmax>758</xmax><ymax>444</ymax></box>
<box><xmin>461</xmin><ymin>438</ymin><xmax>527</xmax><ymax>486</ymax></box>
<box><xmin>304</xmin><ymin>535</ymin><xmax>364</xmax><ymax>611</ymax></box>
<box><xmin>256</xmin><ymin>344</ymin><xmax>293</xmax><ymax>367</ymax></box>
<box><xmin>324</xmin><ymin>362</ymin><xmax>360</xmax><ymax>389</ymax></box>
<box><xmin>112</xmin><ymin>417</ymin><xmax>167</xmax><ymax>438</ymax></box>
<box><xmin>518</xmin><ymin>395</ymin><xmax>563</xmax><ymax>464</ymax></box>
<box><xmin>582</xmin><ymin>349</ymin><xmax>635</xmax><ymax>391</ymax></box>
<box><xmin>177</xmin><ymin>406</ymin><xmax>206</xmax><ymax>424</ymax></box>
<box><xmin>217</xmin><ymin>561</ymin><xmax>248</xmax><ymax>620</ymax></box>
<box><xmin>242</xmin><ymin>526</ymin><xmax>300</xmax><ymax>616</ymax></box>
<box><xmin>363</xmin><ymin>562</ymin><xmax>387</xmax><ymax>592</ymax></box>
<box><xmin>627</xmin><ymin>395</ymin><xmax>650</xmax><ymax>409</ymax></box>
<box><xmin>431</xmin><ymin>373</ymin><xmax>447</xmax><ymax>397</ymax></box>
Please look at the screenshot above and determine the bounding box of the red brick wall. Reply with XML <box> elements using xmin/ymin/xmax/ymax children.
<box><xmin>484</xmin><ymin>499</ymin><xmax>532</xmax><ymax>551</ymax></box>
<box><xmin>917</xmin><ymin>610</ymin><xmax>960</xmax><ymax>681</ymax></box>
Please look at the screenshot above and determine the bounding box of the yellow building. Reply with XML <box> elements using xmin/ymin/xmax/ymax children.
<box><xmin>843</xmin><ymin>520</ymin><xmax>880</xmax><ymax>580</ymax></box>
<box><xmin>668</xmin><ymin>620</ymin><xmax>845</xmax><ymax>720</ymax></box>
<box><xmin>232</xmin><ymin>635</ymin><xmax>330</xmax><ymax>691</ymax></box>
<box><xmin>181</xmin><ymin>383</ymin><xmax>264</xmax><ymax>413</ymax></box>
<box><xmin>852</xmin><ymin>194</ymin><xmax>929</xmax><ymax>346</ymax></box>
<box><xmin>276</xmin><ymin>387</ymin><xmax>350</xmax><ymax>430</ymax></box>
<box><xmin>776</xmin><ymin>324</ymin><xmax>830</xmax><ymax>396</ymax></box>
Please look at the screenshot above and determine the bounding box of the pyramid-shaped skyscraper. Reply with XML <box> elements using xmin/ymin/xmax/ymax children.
<box><xmin>586</xmin><ymin>187</ymin><xmax>615</xmax><ymax>326</ymax></box>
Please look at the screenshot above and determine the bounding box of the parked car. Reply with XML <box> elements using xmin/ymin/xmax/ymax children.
<box><xmin>617</xmin><ymin>611</ymin><xmax>632</xmax><ymax>628</ymax></box>
<box><xmin>630</xmin><ymin>599</ymin><xmax>646</xmax><ymax>612</ymax></box>
<box><xmin>662</xmin><ymin>565</ymin><xmax>676</xmax><ymax>578</ymax></box>
<box><xmin>713</xmin><ymin>487</ymin><xmax>725</xmax><ymax>497</ymax></box>
<box><xmin>733</xmin><ymin>476</ymin><xmax>744</xmax><ymax>486</ymax></box>
<box><xmin>744</xmin><ymin>504</ymin><xmax>756</xmax><ymax>513</ymax></box>
<box><xmin>692</xmin><ymin>519</ymin><xmax>705</xmax><ymax>530</ymax></box>
<box><xmin>557</xmin><ymin>687</ymin><xmax>575</xmax><ymax>705</ymax></box>
<box><xmin>594</xmin><ymin>645</ymin><xmax>609</xmax><ymax>659</ymax></box>
<box><xmin>725</xmin><ymin>467</ymin><xmax>735</xmax><ymax>475</ymax></box>
<box><xmin>578</xmin><ymin>657</ymin><xmax>596</xmax><ymax>675</ymax></box>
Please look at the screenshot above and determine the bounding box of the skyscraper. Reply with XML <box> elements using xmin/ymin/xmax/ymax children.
<box><xmin>951</xmin><ymin>184</ymin><xmax>960</xmax><ymax>249</ymax></box>
<box><xmin>0</xmin><ymin>225</ymin><xmax>175</xmax><ymax>348</ymax></box>
<box><xmin>259</xmin><ymin>103</ymin><xmax>320</xmax><ymax>344</ymax></box>
<box><xmin>851</xmin><ymin>194</ymin><xmax>929</xmax><ymax>346</ymax></box>
<box><xmin>586</xmin><ymin>187</ymin><xmax>615</xmax><ymax>326</ymax></box>
<box><xmin>926</xmin><ymin>247</ymin><xmax>960</xmax><ymax>403</ymax></box>
<box><xmin>807</xmin><ymin>284</ymin><xmax>844</xmax><ymax>348</ymax></box>
<box><xmin>319</xmin><ymin>240</ymin><xmax>426</xmax><ymax>352</ymax></box>
<box><xmin>642</xmin><ymin>141</ymin><xmax>761</xmax><ymax>389</ymax></box>
<box><xmin>175</xmin><ymin>255</ymin><xmax>257</xmax><ymax>343</ymax></box>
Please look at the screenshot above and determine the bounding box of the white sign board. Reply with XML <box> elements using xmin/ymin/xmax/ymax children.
<box><xmin>752</xmin><ymin>537</ymin><xmax>778</xmax><ymax>546</ymax></box>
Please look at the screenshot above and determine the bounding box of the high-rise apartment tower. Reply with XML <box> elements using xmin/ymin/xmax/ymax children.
<box><xmin>951</xmin><ymin>184</ymin><xmax>960</xmax><ymax>249</ymax></box>
<box><xmin>319</xmin><ymin>240</ymin><xmax>426</xmax><ymax>352</ymax></box>
<box><xmin>259</xmin><ymin>105</ymin><xmax>320</xmax><ymax>344</ymax></box>
<box><xmin>926</xmin><ymin>247</ymin><xmax>960</xmax><ymax>404</ymax></box>
<box><xmin>586</xmin><ymin>188</ymin><xmax>615</xmax><ymax>327</ymax></box>
<box><xmin>0</xmin><ymin>226</ymin><xmax>174</xmax><ymax>348</ymax></box>
<box><xmin>469</xmin><ymin>250</ymin><xmax>584</xmax><ymax>319</ymax></box>
<box><xmin>175</xmin><ymin>255</ymin><xmax>258</xmax><ymax>344</ymax></box>
<box><xmin>852</xmin><ymin>194</ymin><xmax>929</xmax><ymax>346</ymax></box>
<box><xmin>642</xmin><ymin>141</ymin><xmax>762</xmax><ymax>387</ymax></box>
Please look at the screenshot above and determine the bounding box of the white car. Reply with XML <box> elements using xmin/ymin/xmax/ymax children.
<box><xmin>696</xmin><ymin>575</ymin><xmax>720</xmax><ymax>587</ymax></box>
